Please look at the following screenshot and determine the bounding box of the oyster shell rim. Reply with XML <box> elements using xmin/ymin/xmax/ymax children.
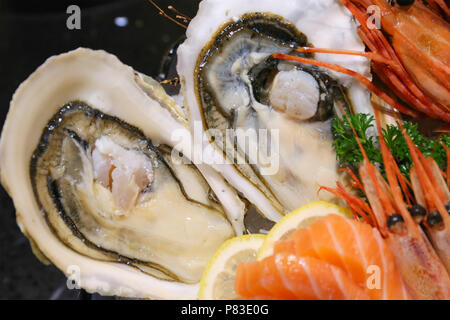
<box><xmin>0</xmin><ymin>48</ymin><xmax>242</xmax><ymax>299</ymax></box>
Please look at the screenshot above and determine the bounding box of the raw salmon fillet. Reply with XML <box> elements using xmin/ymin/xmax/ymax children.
<box><xmin>235</xmin><ymin>214</ymin><xmax>410</xmax><ymax>300</ymax></box>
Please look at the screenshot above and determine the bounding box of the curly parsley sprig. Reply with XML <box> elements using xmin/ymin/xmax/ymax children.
<box><xmin>331</xmin><ymin>114</ymin><xmax>450</xmax><ymax>178</ymax></box>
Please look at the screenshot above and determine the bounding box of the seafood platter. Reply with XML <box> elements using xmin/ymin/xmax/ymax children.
<box><xmin>1</xmin><ymin>0</ymin><xmax>449</xmax><ymax>300</ymax></box>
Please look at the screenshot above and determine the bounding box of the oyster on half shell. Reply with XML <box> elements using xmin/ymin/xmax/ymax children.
<box><xmin>177</xmin><ymin>0</ymin><xmax>374</xmax><ymax>222</ymax></box>
<box><xmin>0</xmin><ymin>48</ymin><xmax>246</xmax><ymax>299</ymax></box>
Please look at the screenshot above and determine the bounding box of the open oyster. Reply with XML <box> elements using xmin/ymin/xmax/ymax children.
<box><xmin>0</xmin><ymin>48</ymin><xmax>245</xmax><ymax>299</ymax></box>
<box><xmin>177</xmin><ymin>0</ymin><xmax>373</xmax><ymax>222</ymax></box>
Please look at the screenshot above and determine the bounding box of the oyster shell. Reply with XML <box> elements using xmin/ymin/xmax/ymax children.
<box><xmin>177</xmin><ymin>0</ymin><xmax>373</xmax><ymax>222</ymax></box>
<box><xmin>0</xmin><ymin>48</ymin><xmax>245</xmax><ymax>299</ymax></box>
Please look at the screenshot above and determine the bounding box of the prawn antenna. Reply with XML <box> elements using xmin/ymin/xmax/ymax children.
<box><xmin>168</xmin><ymin>5</ymin><xmax>192</xmax><ymax>24</ymax></box>
<box><xmin>148</xmin><ymin>0</ymin><xmax>188</xmax><ymax>29</ymax></box>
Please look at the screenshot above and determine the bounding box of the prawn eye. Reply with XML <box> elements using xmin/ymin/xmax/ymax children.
<box><xmin>387</xmin><ymin>214</ymin><xmax>406</xmax><ymax>233</ymax></box>
<box><xmin>396</xmin><ymin>0</ymin><xmax>415</xmax><ymax>6</ymax></box>
<box><xmin>408</xmin><ymin>204</ymin><xmax>427</xmax><ymax>223</ymax></box>
<box><xmin>445</xmin><ymin>202</ymin><xmax>450</xmax><ymax>215</ymax></box>
<box><xmin>427</xmin><ymin>211</ymin><xmax>444</xmax><ymax>228</ymax></box>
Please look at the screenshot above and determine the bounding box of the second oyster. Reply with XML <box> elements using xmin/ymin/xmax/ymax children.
<box><xmin>177</xmin><ymin>0</ymin><xmax>374</xmax><ymax>222</ymax></box>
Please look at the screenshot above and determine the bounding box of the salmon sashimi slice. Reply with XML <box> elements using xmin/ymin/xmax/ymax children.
<box><xmin>236</xmin><ymin>215</ymin><xmax>411</xmax><ymax>300</ymax></box>
<box><xmin>236</xmin><ymin>254</ymin><xmax>370</xmax><ymax>300</ymax></box>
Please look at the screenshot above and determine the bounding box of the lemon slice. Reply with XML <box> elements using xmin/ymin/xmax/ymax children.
<box><xmin>198</xmin><ymin>234</ymin><xmax>265</xmax><ymax>300</ymax></box>
<box><xmin>258</xmin><ymin>201</ymin><xmax>351</xmax><ymax>260</ymax></box>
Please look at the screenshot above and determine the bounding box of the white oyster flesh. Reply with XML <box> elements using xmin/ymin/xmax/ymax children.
<box><xmin>269</xmin><ymin>70</ymin><xmax>320</xmax><ymax>120</ymax></box>
<box><xmin>177</xmin><ymin>0</ymin><xmax>373</xmax><ymax>222</ymax></box>
<box><xmin>0</xmin><ymin>48</ymin><xmax>246</xmax><ymax>299</ymax></box>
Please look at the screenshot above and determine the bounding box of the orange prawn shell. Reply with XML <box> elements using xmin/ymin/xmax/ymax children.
<box><xmin>354</xmin><ymin>0</ymin><xmax>450</xmax><ymax>110</ymax></box>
